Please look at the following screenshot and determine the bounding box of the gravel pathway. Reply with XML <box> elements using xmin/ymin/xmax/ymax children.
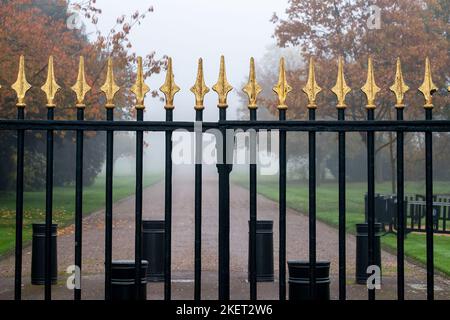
<box><xmin>0</xmin><ymin>169</ymin><xmax>449</xmax><ymax>300</ymax></box>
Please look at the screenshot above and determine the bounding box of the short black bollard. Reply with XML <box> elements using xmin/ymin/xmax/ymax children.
<box><xmin>111</xmin><ymin>260</ymin><xmax>148</xmax><ymax>300</ymax></box>
<box><xmin>288</xmin><ymin>261</ymin><xmax>330</xmax><ymax>300</ymax></box>
<box><xmin>31</xmin><ymin>223</ymin><xmax>58</xmax><ymax>285</ymax></box>
<box><xmin>248</xmin><ymin>220</ymin><xmax>274</xmax><ymax>282</ymax></box>
<box><xmin>142</xmin><ymin>220</ymin><xmax>165</xmax><ymax>282</ymax></box>
<box><xmin>355</xmin><ymin>223</ymin><xmax>382</xmax><ymax>284</ymax></box>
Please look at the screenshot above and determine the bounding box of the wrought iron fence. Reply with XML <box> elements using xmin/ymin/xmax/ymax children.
<box><xmin>406</xmin><ymin>200</ymin><xmax>450</xmax><ymax>235</ymax></box>
<box><xmin>0</xmin><ymin>53</ymin><xmax>449</xmax><ymax>301</ymax></box>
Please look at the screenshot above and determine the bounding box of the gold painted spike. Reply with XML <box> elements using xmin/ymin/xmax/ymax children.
<box><xmin>212</xmin><ymin>55</ymin><xmax>233</xmax><ymax>108</ymax></box>
<box><xmin>100</xmin><ymin>58</ymin><xmax>120</xmax><ymax>108</ymax></box>
<box><xmin>11</xmin><ymin>55</ymin><xmax>32</xmax><ymax>107</ymax></box>
<box><xmin>160</xmin><ymin>57</ymin><xmax>180</xmax><ymax>109</ymax></box>
<box><xmin>190</xmin><ymin>58</ymin><xmax>210</xmax><ymax>110</ymax></box>
<box><xmin>418</xmin><ymin>57</ymin><xmax>438</xmax><ymax>109</ymax></box>
<box><xmin>131</xmin><ymin>56</ymin><xmax>150</xmax><ymax>109</ymax></box>
<box><xmin>389</xmin><ymin>58</ymin><xmax>409</xmax><ymax>108</ymax></box>
<box><xmin>71</xmin><ymin>56</ymin><xmax>91</xmax><ymax>108</ymax></box>
<box><xmin>361</xmin><ymin>57</ymin><xmax>381</xmax><ymax>109</ymax></box>
<box><xmin>272</xmin><ymin>57</ymin><xmax>292</xmax><ymax>110</ymax></box>
<box><xmin>302</xmin><ymin>57</ymin><xmax>322</xmax><ymax>108</ymax></box>
<box><xmin>242</xmin><ymin>57</ymin><xmax>262</xmax><ymax>109</ymax></box>
<box><xmin>331</xmin><ymin>57</ymin><xmax>351</xmax><ymax>108</ymax></box>
<box><xmin>41</xmin><ymin>56</ymin><xmax>60</xmax><ymax>107</ymax></box>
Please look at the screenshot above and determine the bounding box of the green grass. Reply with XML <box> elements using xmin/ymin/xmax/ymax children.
<box><xmin>233</xmin><ymin>175</ymin><xmax>450</xmax><ymax>276</ymax></box>
<box><xmin>0</xmin><ymin>174</ymin><xmax>161</xmax><ymax>257</ymax></box>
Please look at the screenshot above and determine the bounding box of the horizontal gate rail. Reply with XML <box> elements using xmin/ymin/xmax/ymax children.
<box><xmin>2</xmin><ymin>119</ymin><xmax>450</xmax><ymax>132</ymax></box>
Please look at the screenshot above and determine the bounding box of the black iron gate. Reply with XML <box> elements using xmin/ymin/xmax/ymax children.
<box><xmin>0</xmin><ymin>54</ymin><xmax>448</xmax><ymax>301</ymax></box>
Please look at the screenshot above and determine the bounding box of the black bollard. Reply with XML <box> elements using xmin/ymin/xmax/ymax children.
<box><xmin>355</xmin><ymin>223</ymin><xmax>382</xmax><ymax>284</ymax></box>
<box><xmin>31</xmin><ymin>224</ymin><xmax>58</xmax><ymax>285</ymax></box>
<box><xmin>248</xmin><ymin>220</ymin><xmax>274</xmax><ymax>282</ymax></box>
<box><xmin>288</xmin><ymin>261</ymin><xmax>330</xmax><ymax>300</ymax></box>
<box><xmin>142</xmin><ymin>220</ymin><xmax>165</xmax><ymax>282</ymax></box>
<box><xmin>111</xmin><ymin>260</ymin><xmax>148</xmax><ymax>300</ymax></box>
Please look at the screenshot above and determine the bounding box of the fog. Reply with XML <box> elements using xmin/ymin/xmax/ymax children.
<box><xmin>84</xmin><ymin>0</ymin><xmax>289</xmax><ymax>175</ymax></box>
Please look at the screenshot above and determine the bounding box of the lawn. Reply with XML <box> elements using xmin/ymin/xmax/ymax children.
<box><xmin>0</xmin><ymin>174</ymin><xmax>161</xmax><ymax>257</ymax></box>
<box><xmin>233</xmin><ymin>175</ymin><xmax>450</xmax><ymax>276</ymax></box>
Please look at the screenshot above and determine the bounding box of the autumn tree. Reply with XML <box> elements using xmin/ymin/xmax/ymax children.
<box><xmin>0</xmin><ymin>0</ymin><xmax>165</xmax><ymax>190</ymax></box>
<box><xmin>265</xmin><ymin>0</ymin><xmax>449</xmax><ymax>187</ymax></box>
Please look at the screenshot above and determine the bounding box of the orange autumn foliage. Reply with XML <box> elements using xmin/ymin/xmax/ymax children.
<box><xmin>270</xmin><ymin>0</ymin><xmax>449</xmax><ymax>121</ymax></box>
<box><xmin>0</xmin><ymin>0</ymin><xmax>164</xmax><ymax>122</ymax></box>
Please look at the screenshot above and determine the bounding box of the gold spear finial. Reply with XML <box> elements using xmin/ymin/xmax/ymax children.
<box><xmin>389</xmin><ymin>58</ymin><xmax>409</xmax><ymax>108</ymax></box>
<box><xmin>243</xmin><ymin>57</ymin><xmax>262</xmax><ymax>109</ymax></box>
<box><xmin>11</xmin><ymin>55</ymin><xmax>32</xmax><ymax>107</ymax></box>
<box><xmin>190</xmin><ymin>58</ymin><xmax>210</xmax><ymax>110</ymax></box>
<box><xmin>160</xmin><ymin>57</ymin><xmax>180</xmax><ymax>109</ymax></box>
<box><xmin>212</xmin><ymin>55</ymin><xmax>233</xmax><ymax>108</ymax></box>
<box><xmin>273</xmin><ymin>57</ymin><xmax>292</xmax><ymax>110</ymax></box>
<box><xmin>41</xmin><ymin>56</ymin><xmax>60</xmax><ymax>107</ymax></box>
<box><xmin>361</xmin><ymin>57</ymin><xmax>381</xmax><ymax>109</ymax></box>
<box><xmin>100</xmin><ymin>58</ymin><xmax>120</xmax><ymax>108</ymax></box>
<box><xmin>302</xmin><ymin>57</ymin><xmax>322</xmax><ymax>108</ymax></box>
<box><xmin>418</xmin><ymin>57</ymin><xmax>438</xmax><ymax>109</ymax></box>
<box><xmin>331</xmin><ymin>56</ymin><xmax>351</xmax><ymax>108</ymax></box>
<box><xmin>131</xmin><ymin>56</ymin><xmax>150</xmax><ymax>109</ymax></box>
<box><xmin>71</xmin><ymin>56</ymin><xmax>91</xmax><ymax>108</ymax></box>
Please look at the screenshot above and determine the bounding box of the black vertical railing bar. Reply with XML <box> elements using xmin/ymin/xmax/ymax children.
<box><xmin>425</xmin><ymin>108</ymin><xmax>434</xmax><ymax>300</ymax></box>
<box><xmin>194</xmin><ymin>108</ymin><xmax>203</xmax><ymax>300</ymax></box>
<box><xmin>74</xmin><ymin>107</ymin><xmax>84</xmax><ymax>301</ymax></box>
<box><xmin>396</xmin><ymin>106</ymin><xmax>405</xmax><ymax>300</ymax></box>
<box><xmin>164</xmin><ymin>108</ymin><xmax>173</xmax><ymax>300</ymax></box>
<box><xmin>218</xmin><ymin>107</ymin><xmax>231</xmax><ymax>300</ymax></box>
<box><xmin>278</xmin><ymin>109</ymin><xmax>287</xmax><ymax>301</ymax></box>
<box><xmin>134</xmin><ymin>108</ymin><xmax>144</xmax><ymax>299</ymax></box>
<box><xmin>249</xmin><ymin>108</ymin><xmax>257</xmax><ymax>300</ymax></box>
<box><xmin>367</xmin><ymin>108</ymin><xmax>376</xmax><ymax>301</ymax></box>
<box><xmin>104</xmin><ymin>108</ymin><xmax>114</xmax><ymax>300</ymax></box>
<box><xmin>308</xmin><ymin>108</ymin><xmax>317</xmax><ymax>299</ymax></box>
<box><xmin>338</xmin><ymin>107</ymin><xmax>346</xmax><ymax>300</ymax></box>
<box><xmin>14</xmin><ymin>107</ymin><xmax>25</xmax><ymax>301</ymax></box>
<box><xmin>44</xmin><ymin>107</ymin><xmax>54</xmax><ymax>301</ymax></box>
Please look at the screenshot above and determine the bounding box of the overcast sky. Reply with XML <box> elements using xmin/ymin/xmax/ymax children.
<box><xmin>87</xmin><ymin>0</ymin><xmax>289</xmax><ymax>121</ymax></box>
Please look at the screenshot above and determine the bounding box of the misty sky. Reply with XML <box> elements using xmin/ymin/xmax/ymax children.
<box><xmin>86</xmin><ymin>0</ymin><xmax>289</xmax><ymax>121</ymax></box>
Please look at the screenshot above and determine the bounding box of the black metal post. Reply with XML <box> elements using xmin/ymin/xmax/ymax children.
<box><xmin>194</xmin><ymin>108</ymin><xmax>203</xmax><ymax>300</ymax></box>
<box><xmin>44</xmin><ymin>107</ymin><xmax>54</xmax><ymax>300</ymax></box>
<box><xmin>338</xmin><ymin>108</ymin><xmax>346</xmax><ymax>300</ymax></box>
<box><xmin>396</xmin><ymin>107</ymin><xmax>405</xmax><ymax>300</ymax></box>
<box><xmin>218</xmin><ymin>107</ymin><xmax>231</xmax><ymax>300</ymax></box>
<box><xmin>425</xmin><ymin>108</ymin><xmax>434</xmax><ymax>300</ymax></box>
<box><xmin>74</xmin><ymin>107</ymin><xmax>84</xmax><ymax>300</ymax></box>
<box><xmin>135</xmin><ymin>108</ymin><xmax>144</xmax><ymax>299</ymax></box>
<box><xmin>308</xmin><ymin>108</ymin><xmax>316</xmax><ymax>299</ymax></box>
<box><xmin>249</xmin><ymin>108</ymin><xmax>257</xmax><ymax>300</ymax></box>
<box><xmin>367</xmin><ymin>108</ymin><xmax>376</xmax><ymax>301</ymax></box>
<box><xmin>278</xmin><ymin>109</ymin><xmax>287</xmax><ymax>301</ymax></box>
<box><xmin>14</xmin><ymin>107</ymin><xmax>25</xmax><ymax>301</ymax></box>
<box><xmin>164</xmin><ymin>108</ymin><xmax>173</xmax><ymax>300</ymax></box>
<box><xmin>105</xmin><ymin>108</ymin><xmax>114</xmax><ymax>300</ymax></box>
